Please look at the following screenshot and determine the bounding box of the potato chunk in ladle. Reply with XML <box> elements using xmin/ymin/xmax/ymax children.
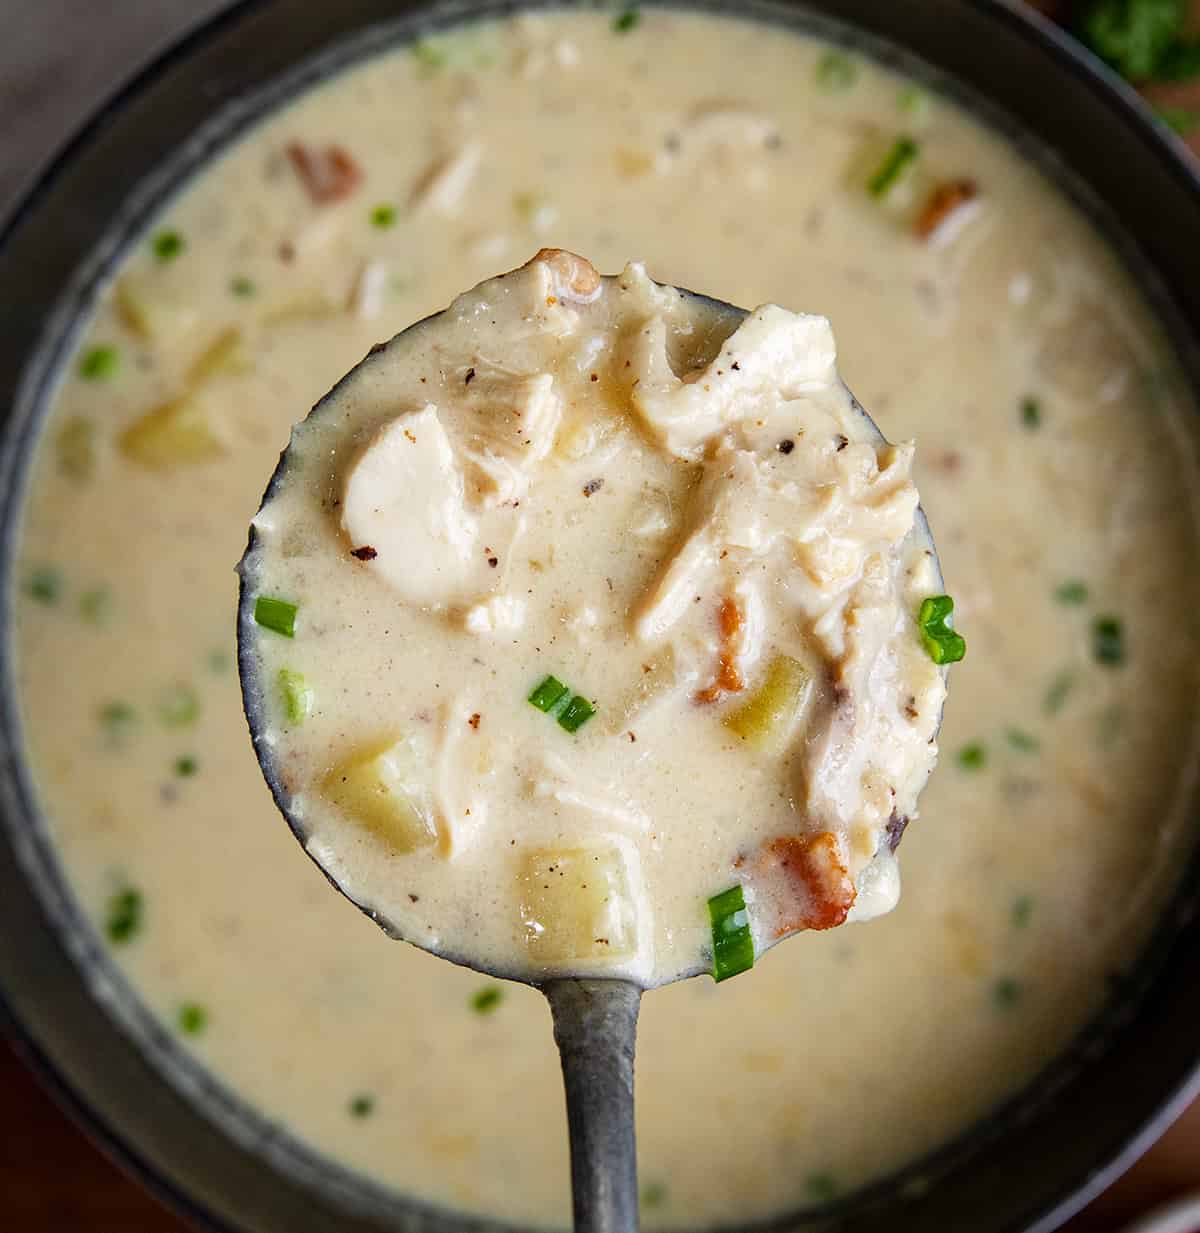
<box><xmin>237</xmin><ymin>249</ymin><xmax>958</xmax><ymax>1233</ymax></box>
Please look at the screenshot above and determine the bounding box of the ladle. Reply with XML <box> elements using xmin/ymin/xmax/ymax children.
<box><xmin>237</xmin><ymin>257</ymin><xmax>944</xmax><ymax>1233</ymax></box>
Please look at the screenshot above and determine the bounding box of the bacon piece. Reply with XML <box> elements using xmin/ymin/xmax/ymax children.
<box><xmin>765</xmin><ymin>832</ymin><xmax>857</xmax><ymax>932</ymax></box>
<box><xmin>695</xmin><ymin>596</ymin><xmax>745</xmax><ymax>703</ymax></box>
<box><xmin>286</xmin><ymin>142</ymin><xmax>363</xmax><ymax>204</ymax></box>
<box><xmin>915</xmin><ymin>179</ymin><xmax>978</xmax><ymax>240</ymax></box>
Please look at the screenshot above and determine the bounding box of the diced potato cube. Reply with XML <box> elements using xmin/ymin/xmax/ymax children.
<box><xmin>119</xmin><ymin>394</ymin><xmax>225</xmax><ymax>469</ymax></box>
<box><xmin>518</xmin><ymin>843</ymin><xmax>638</xmax><ymax>963</ymax></box>
<box><xmin>187</xmin><ymin>327</ymin><xmax>250</xmax><ymax>384</ymax></box>
<box><xmin>320</xmin><ymin>737</ymin><xmax>437</xmax><ymax>854</ymax></box>
<box><xmin>723</xmin><ymin>655</ymin><xmax>811</xmax><ymax>754</ymax></box>
<box><xmin>115</xmin><ymin>272</ymin><xmax>199</xmax><ymax>345</ymax></box>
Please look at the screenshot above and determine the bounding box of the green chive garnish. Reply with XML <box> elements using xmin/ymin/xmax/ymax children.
<box><xmin>993</xmin><ymin>977</ymin><xmax>1022</xmax><ymax>1009</ymax></box>
<box><xmin>99</xmin><ymin>700</ymin><xmax>138</xmax><ymax>746</ymax></box>
<box><xmin>153</xmin><ymin>229</ymin><xmax>185</xmax><ymax>262</ymax></box>
<box><xmin>1044</xmin><ymin>669</ymin><xmax>1075</xmax><ymax>715</ymax></box>
<box><xmin>708</xmin><ymin>884</ymin><xmax>754</xmax><ymax>983</ymax></box>
<box><xmin>867</xmin><ymin>136</ymin><xmax>919</xmax><ymax>198</ymax></box>
<box><xmin>1092</xmin><ymin>615</ymin><xmax>1124</xmax><ymax>666</ymax></box>
<box><xmin>370</xmin><ymin>204</ymin><xmax>397</xmax><ymax>229</ymax></box>
<box><xmin>106</xmin><ymin>886</ymin><xmax>143</xmax><ymax>944</ymax></box>
<box><xmin>641</xmin><ymin>1181</ymin><xmax>668</xmax><ymax>1209</ymax></box>
<box><xmin>254</xmin><ymin>596</ymin><xmax>297</xmax><ymax>638</ymax></box>
<box><xmin>349</xmin><ymin>1093</ymin><xmax>375</xmax><ymax>1118</ymax></box>
<box><xmin>278</xmin><ymin>669</ymin><xmax>313</xmax><ymax>724</ymax></box>
<box><xmin>79</xmin><ymin>345</ymin><xmax>119</xmax><ymax>380</ymax></box>
<box><xmin>806</xmin><ymin>1172</ymin><xmax>839</xmax><ymax>1203</ymax></box>
<box><xmin>26</xmin><ymin>566</ymin><xmax>62</xmax><ymax>605</ymax></box>
<box><xmin>1054</xmin><ymin>580</ymin><xmax>1088</xmax><ymax>605</ymax></box>
<box><xmin>613</xmin><ymin>7</ymin><xmax>641</xmax><ymax>32</ymax></box>
<box><xmin>816</xmin><ymin>51</ymin><xmax>856</xmax><ymax>91</ymax></box>
<box><xmin>917</xmin><ymin>595</ymin><xmax>966</xmax><ymax>665</ymax></box>
<box><xmin>897</xmin><ymin>85</ymin><xmax>929</xmax><ymax>116</ymax></box>
<box><xmin>1005</xmin><ymin>728</ymin><xmax>1039</xmax><ymax>753</ymax></box>
<box><xmin>178</xmin><ymin>1002</ymin><xmax>208</xmax><ymax>1034</ymax></box>
<box><xmin>558</xmin><ymin>694</ymin><xmax>596</xmax><ymax>734</ymax></box>
<box><xmin>174</xmin><ymin>755</ymin><xmax>198</xmax><ymax>778</ymax></box>
<box><xmin>471</xmin><ymin>985</ymin><xmax>504</xmax><ymax>1014</ymax></box>
<box><xmin>956</xmin><ymin>742</ymin><xmax>987</xmax><ymax>770</ymax></box>
<box><xmin>157</xmin><ymin>683</ymin><xmax>200</xmax><ymax>728</ymax></box>
<box><xmin>411</xmin><ymin>39</ymin><xmax>448</xmax><ymax>68</ymax></box>
<box><xmin>528</xmin><ymin>675</ymin><xmax>570</xmax><ymax>713</ymax></box>
<box><xmin>231</xmin><ymin>276</ymin><xmax>256</xmax><ymax>298</ymax></box>
<box><xmin>1020</xmin><ymin>396</ymin><xmax>1041</xmax><ymax>428</ymax></box>
<box><xmin>1011</xmin><ymin>895</ymin><xmax>1034</xmax><ymax>928</ymax></box>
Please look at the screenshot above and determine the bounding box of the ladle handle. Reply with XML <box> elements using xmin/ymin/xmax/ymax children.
<box><xmin>543</xmin><ymin>978</ymin><xmax>643</xmax><ymax>1233</ymax></box>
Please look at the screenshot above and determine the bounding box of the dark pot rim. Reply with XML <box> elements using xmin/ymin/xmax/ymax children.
<box><xmin>2</xmin><ymin>4</ymin><xmax>1200</xmax><ymax>1233</ymax></box>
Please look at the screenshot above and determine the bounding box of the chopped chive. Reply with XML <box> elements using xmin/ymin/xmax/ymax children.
<box><xmin>815</xmin><ymin>51</ymin><xmax>857</xmax><ymax>91</ymax></box>
<box><xmin>348</xmin><ymin>1093</ymin><xmax>375</xmax><ymax>1118</ymax></box>
<box><xmin>708</xmin><ymin>884</ymin><xmax>754</xmax><ymax>983</ymax></box>
<box><xmin>1092</xmin><ymin>615</ymin><xmax>1125</xmax><ymax>666</ymax></box>
<box><xmin>1020</xmin><ymin>396</ymin><xmax>1042</xmax><ymax>428</ymax></box>
<box><xmin>230</xmin><ymin>275</ymin><xmax>256</xmax><ymax>298</ymax></box>
<box><xmin>26</xmin><ymin>566</ymin><xmax>62</xmax><ymax>605</ymax></box>
<box><xmin>993</xmin><ymin>977</ymin><xmax>1022</xmax><ymax>1009</ymax></box>
<box><xmin>411</xmin><ymin>38</ymin><xmax>448</xmax><ymax>68</ymax></box>
<box><xmin>79</xmin><ymin>586</ymin><xmax>111</xmax><ymax>625</ymax></box>
<box><xmin>956</xmin><ymin>742</ymin><xmax>987</xmax><ymax>770</ymax></box>
<box><xmin>152</xmin><ymin>229</ymin><xmax>185</xmax><ymax>262</ymax></box>
<box><xmin>805</xmin><ymin>1172</ymin><xmax>839</xmax><ymax>1204</ymax></box>
<box><xmin>56</xmin><ymin>415</ymin><xmax>96</xmax><ymax>480</ymax></box>
<box><xmin>471</xmin><ymin>985</ymin><xmax>504</xmax><ymax>1014</ymax></box>
<box><xmin>178</xmin><ymin>1002</ymin><xmax>208</xmax><ymax>1035</ymax></box>
<box><xmin>254</xmin><ymin>595</ymin><xmax>297</xmax><ymax>638</ymax></box>
<box><xmin>641</xmin><ymin>1181</ymin><xmax>668</xmax><ymax>1209</ymax></box>
<box><xmin>174</xmin><ymin>755</ymin><xmax>198</xmax><ymax>778</ymax></box>
<box><xmin>897</xmin><ymin>84</ymin><xmax>929</xmax><ymax>116</ymax></box>
<box><xmin>106</xmin><ymin>886</ymin><xmax>143</xmax><ymax>944</ymax></box>
<box><xmin>1043</xmin><ymin>670</ymin><xmax>1075</xmax><ymax>715</ymax></box>
<box><xmin>99</xmin><ymin>700</ymin><xmax>138</xmax><ymax>745</ymax></box>
<box><xmin>917</xmin><ymin>594</ymin><xmax>966</xmax><ymax>665</ymax></box>
<box><xmin>1005</xmin><ymin>727</ymin><xmax>1039</xmax><ymax>753</ymax></box>
<box><xmin>278</xmin><ymin>669</ymin><xmax>313</xmax><ymax>724</ymax></box>
<box><xmin>613</xmin><ymin>6</ymin><xmax>641</xmax><ymax>32</ymax></box>
<box><xmin>867</xmin><ymin>136</ymin><xmax>919</xmax><ymax>198</ymax></box>
<box><xmin>558</xmin><ymin>694</ymin><xmax>596</xmax><ymax>734</ymax></box>
<box><xmin>1054</xmin><ymin>580</ymin><xmax>1089</xmax><ymax>605</ymax></box>
<box><xmin>1011</xmin><ymin>895</ymin><xmax>1034</xmax><ymax>928</ymax></box>
<box><xmin>528</xmin><ymin>675</ymin><xmax>570</xmax><ymax>713</ymax></box>
<box><xmin>79</xmin><ymin>345</ymin><xmax>119</xmax><ymax>381</ymax></box>
<box><xmin>370</xmin><ymin>203</ymin><xmax>397</xmax><ymax>229</ymax></box>
<box><xmin>157</xmin><ymin>683</ymin><xmax>200</xmax><ymax>727</ymax></box>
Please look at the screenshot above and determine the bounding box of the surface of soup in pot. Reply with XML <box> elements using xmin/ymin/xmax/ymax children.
<box><xmin>241</xmin><ymin>249</ymin><xmax>949</xmax><ymax>986</ymax></box>
<box><xmin>13</xmin><ymin>9</ymin><xmax>1200</xmax><ymax>1229</ymax></box>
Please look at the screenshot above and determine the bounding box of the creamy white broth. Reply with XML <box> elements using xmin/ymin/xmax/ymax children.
<box><xmin>13</xmin><ymin>8</ymin><xmax>1200</xmax><ymax>1230</ymax></box>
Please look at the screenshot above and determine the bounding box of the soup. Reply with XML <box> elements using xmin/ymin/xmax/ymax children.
<box><xmin>13</xmin><ymin>8</ymin><xmax>1200</xmax><ymax>1229</ymax></box>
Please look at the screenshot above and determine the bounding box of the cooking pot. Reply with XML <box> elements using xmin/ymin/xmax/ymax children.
<box><xmin>2</xmin><ymin>3</ymin><xmax>1199</xmax><ymax>1231</ymax></box>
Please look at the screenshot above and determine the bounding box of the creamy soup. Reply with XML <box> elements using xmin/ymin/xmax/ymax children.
<box><xmin>242</xmin><ymin>249</ymin><xmax>948</xmax><ymax>986</ymax></box>
<box><xmin>13</xmin><ymin>8</ymin><xmax>1200</xmax><ymax>1230</ymax></box>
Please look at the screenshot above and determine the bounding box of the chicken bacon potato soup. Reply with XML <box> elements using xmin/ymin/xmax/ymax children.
<box><xmin>240</xmin><ymin>249</ymin><xmax>951</xmax><ymax>986</ymax></box>
<box><xmin>13</xmin><ymin>8</ymin><xmax>1200</xmax><ymax>1229</ymax></box>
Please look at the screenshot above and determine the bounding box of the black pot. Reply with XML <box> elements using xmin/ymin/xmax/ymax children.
<box><xmin>1</xmin><ymin>3</ymin><xmax>1198</xmax><ymax>1231</ymax></box>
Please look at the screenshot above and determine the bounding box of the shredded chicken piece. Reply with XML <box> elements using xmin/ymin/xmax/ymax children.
<box><xmin>526</xmin><ymin>248</ymin><xmax>602</xmax><ymax>303</ymax></box>
<box><xmin>285</xmin><ymin>142</ymin><xmax>363</xmax><ymax>204</ymax></box>
<box><xmin>409</xmin><ymin>143</ymin><xmax>482</xmax><ymax>215</ymax></box>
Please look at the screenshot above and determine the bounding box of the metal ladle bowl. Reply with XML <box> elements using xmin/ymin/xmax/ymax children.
<box><xmin>236</xmin><ymin>260</ymin><xmax>945</xmax><ymax>1233</ymax></box>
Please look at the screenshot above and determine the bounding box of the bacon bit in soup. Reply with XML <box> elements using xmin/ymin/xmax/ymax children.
<box><xmin>766</xmin><ymin>832</ymin><xmax>856</xmax><ymax>932</ymax></box>
<box><xmin>696</xmin><ymin>597</ymin><xmax>745</xmax><ymax>704</ymax></box>
<box><xmin>915</xmin><ymin>179</ymin><xmax>978</xmax><ymax>240</ymax></box>
<box><xmin>286</xmin><ymin>142</ymin><xmax>364</xmax><ymax>205</ymax></box>
<box><xmin>350</xmin><ymin>545</ymin><xmax>378</xmax><ymax>560</ymax></box>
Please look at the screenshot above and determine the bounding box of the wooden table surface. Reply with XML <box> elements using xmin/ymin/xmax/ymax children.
<box><xmin>3</xmin><ymin>2</ymin><xmax>1200</xmax><ymax>1230</ymax></box>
